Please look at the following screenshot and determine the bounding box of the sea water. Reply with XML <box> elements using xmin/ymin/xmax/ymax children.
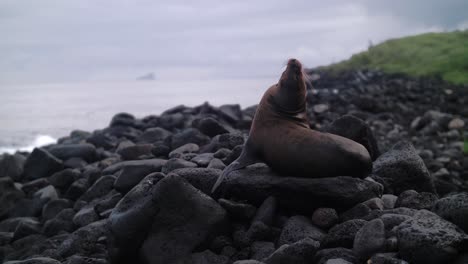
<box><xmin>0</xmin><ymin>78</ymin><xmax>274</xmax><ymax>154</ymax></box>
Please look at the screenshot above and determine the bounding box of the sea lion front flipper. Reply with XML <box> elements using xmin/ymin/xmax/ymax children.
<box><xmin>211</xmin><ymin>145</ymin><xmax>258</xmax><ymax>193</ymax></box>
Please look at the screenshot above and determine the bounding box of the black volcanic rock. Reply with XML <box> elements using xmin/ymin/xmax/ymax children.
<box><xmin>108</xmin><ymin>173</ymin><xmax>163</xmax><ymax>263</ymax></box>
<box><xmin>372</xmin><ymin>141</ymin><xmax>436</xmax><ymax>195</ymax></box>
<box><xmin>23</xmin><ymin>148</ymin><xmax>63</xmax><ymax>180</ymax></box>
<box><xmin>0</xmin><ymin>153</ymin><xmax>26</xmax><ymax>181</ymax></box>
<box><xmin>432</xmin><ymin>192</ymin><xmax>468</xmax><ymax>233</ymax></box>
<box><xmin>325</xmin><ymin>115</ymin><xmax>380</xmax><ymax>160</ymax></box>
<box><xmin>217</xmin><ymin>166</ymin><xmax>383</xmax><ymax>213</ymax></box>
<box><xmin>139</xmin><ymin>175</ymin><xmax>228</xmax><ymax>264</ymax></box>
<box><xmin>395</xmin><ymin>210</ymin><xmax>468</xmax><ymax>264</ymax></box>
<box><xmin>48</xmin><ymin>143</ymin><xmax>97</xmax><ymax>162</ymax></box>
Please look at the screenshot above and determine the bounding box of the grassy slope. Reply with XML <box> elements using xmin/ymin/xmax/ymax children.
<box><xmin>325</xmin><ymin>30</ymin><xmax>468</xmax><ymax>85</ymax></box>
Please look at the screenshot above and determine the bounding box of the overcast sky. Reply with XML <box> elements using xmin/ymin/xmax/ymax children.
<box><xmin>1</xmin><ymin>0</ymin><xmax>467</xmax><ymax>84</ymax></box>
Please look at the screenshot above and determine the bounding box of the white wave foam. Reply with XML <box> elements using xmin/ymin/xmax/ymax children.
<box><xmin>0</xmin><ymin>135</ymin><xmax>57</xmax><ymax>154</ymax></box>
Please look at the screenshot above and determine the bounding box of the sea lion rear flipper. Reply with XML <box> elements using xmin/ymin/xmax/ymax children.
<box><xmin>211</xmin><ymin>145</ymin><xmax>258</xmax><ymax>193</ymax></box>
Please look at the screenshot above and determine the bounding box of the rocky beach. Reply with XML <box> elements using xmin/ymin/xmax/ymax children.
<box><xmin>0</xmin><ymin>69</ymin><xmax>467</xmax><ymax>264</ymax></box>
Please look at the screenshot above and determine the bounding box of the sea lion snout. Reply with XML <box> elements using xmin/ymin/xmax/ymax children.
<box><xmin>287</xmin><ymin>58</ymin><xmax>302</xmax><ymax>73</ymax></box>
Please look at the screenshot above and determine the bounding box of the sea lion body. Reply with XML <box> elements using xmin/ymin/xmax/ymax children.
<box><xmin>211</xmin><ymin>59</ymin><xmax>372</xmax><ymax>192</ymax></box>
<box><xmin>248</xmin><ymin>85</ymin><xmax>371</xmax><ymax>178</ymax></box>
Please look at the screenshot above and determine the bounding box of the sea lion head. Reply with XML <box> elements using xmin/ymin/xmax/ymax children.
<box><xmin>275</xmin><ymin>58</ymin><xmax>307</xmax><ymax>112</ymax></box>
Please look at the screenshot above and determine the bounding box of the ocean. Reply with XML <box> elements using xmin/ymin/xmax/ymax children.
<box><xmin>0</xmin><ymin>78</ymin><xmax>275</xmax><ymax>154</ymax></box>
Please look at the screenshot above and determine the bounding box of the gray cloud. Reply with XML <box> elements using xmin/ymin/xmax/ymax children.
<box><xmin>0</xmin><ymin>0</ymin><xmax>466</xmax><ymax>84</ymax></box>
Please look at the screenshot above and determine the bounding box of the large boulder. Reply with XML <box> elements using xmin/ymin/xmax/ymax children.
<box><xmin>352</xmin><ymin>218</ymin><xmax>385</xmax><ymax>260</ymax></box>
<box><xmin>432</xmin><ymin>192</ymin><xmax>468</xmax><ymax>233</ymax></box>
<box><xmin>264</xmin><ymin>238</ymin><xmax>320</xmax><ymax>264</ymax></box>
<box><xmin>140</xmin><ymin>175</ymin><xmax>228</xmax><ymax>264</ymax></box>
<box><xmin>48</xmin><ymin>143</ymin><xmax>97</xmax><ymax>162</ymax></box>
<box><xmin>0</xmin><ymin>178</ymin><xmax>25</xmax><ymax>220</ymax></box>
<box><xmin>196</xmin><ymin>166</ymin><xmax>382</xmax><ymax>213</ymax></box>
<box><xmin>278</xmin><ymin>216</ymin><xmax>325</xmax><ymax>246</ymax></box>
<box><xmin>395</xmin><ymin>210</ymin><xmax>468</xmax><ymax>264</ymax></box>
<box><xmin>321</xmin><ymin>219</ymin><xmax>367</xmax><ymax>249</ymax></box>
<box><xmin>108</xmin><ymin>172</ymin><xmax>165</xmax><ymax>263</ymax></box>
<box><xmin>112</xmin><ymin>159</ymin><xmax>166</xmax><ymax>193</ymax></box>
<box><xmin>372</xmin><ymin>141</ymin><xmax>435</xmax><ymax>195</ymax></box>
<box><xmin>22</xmin><ymin>148</ymin><xmax>63</xmax><ymax>180</ymax></box>
<box><xmin>325</xmin><ymin>115</ymin><xmax>380</xmax><ymax>160</ymax></box>
<box><xmin>0</xmin><ymin>153</ymin><xmax>26</xmax><ymax>181</ymax></box>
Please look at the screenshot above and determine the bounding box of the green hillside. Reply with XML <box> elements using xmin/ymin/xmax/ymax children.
<box><xmin>325</xmin><ymin>30</ymin><xmax>468</xmax><ymax>85</ymax></box>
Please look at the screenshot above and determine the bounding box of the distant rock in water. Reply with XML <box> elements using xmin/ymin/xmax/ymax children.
<box><xmin>136</xmin><ymin>72</ymin><xmax>156</xmax><ymax>81</ymax></box>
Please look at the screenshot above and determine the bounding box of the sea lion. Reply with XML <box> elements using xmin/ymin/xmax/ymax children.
<box><xmin>211</xmin><ymin>58</ymin><xmax>372</xmax><ymax>192</ymax></box>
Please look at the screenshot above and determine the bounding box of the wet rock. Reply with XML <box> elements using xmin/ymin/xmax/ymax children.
<box><xmin>0</xmin><ymin>178</ymin><xmax>25</xmax><ymax>220</ymax></box>
<box><xmin>312</xmin><ymin>208</ymin><xmax>339</xmax><ymax>229</ymax></box>
<box><xmin>34</xmin><ymin>185</ymin><xmax>58</xmax><ymax>201</ymax></box>
<box><xmin>382</xmin><ymin>194</ymin><xmax>398</xmax><ymax>209</ymax></box>
<box><xmin>432</xmin><ymin>192</ymin><xmax>468</xmax><ymax>233</ymax></box>
<box><xmin>139</xmin><ymin>175</ymin><xmax>228</xmax><ymax>264</ymax></box>
<box><xmin>314</xmin><ymin>248</ymin><xmax>358</xmax><ymax>264</ymax></box>
<box><xmin>362</xmin><ymin>197</ymin><xmax>384</xmax><ymax>210</ymax></box>
<box><xmin>110</xmin><ymin>112</ymin><xmax>136</xmax><ymax>127</ymax></box>
<box><xmin>353</xmin><ymin>218</ymin><xmax>385</xmax><ymax>260</ymax></box>
<box><xmin>201</xmin><ymin>133</ymin><xmax>244</xmax><ymax>153</ymax></box>
<box><xmin>264</xmin><ymin>238</ymin><xmax>320</xmax><ymax>264</ymax></box>
<box><xmin>62</xmin><ymin>255</ymin><xmax>108</xmax><ymax>264</ymax></box>
<box><xmin>208</xmin><ymin>158</ymin><xmax>226</xmax><ymax>170</ymax></box>
<box><xmin>218</xmin><ymin>199</ymin><xmax>256</xmax><ymax>221</ymax></box>
<box><xmin>79</xmin><ymin>175</ymin><xmax>115</xmax><ymax>202</ymax></box>
<box><xmin>162</xmin><ymin>158</ymin><xmax>197</xmax><ymax>174</ymax></box>
<box><xmin>216</xmin><ymin>166</ymin><xmax>382</xmax><ymax>213</ymax></box>
<box><xmin>48</xmin><ymin>169</ymin><xmax>80</xmax><ymax>190</ymax></box>
<box><xmin>193</xmin><ymin>117</ymin><xmax>231</xmax><ymax>137</ymax></box>
<box><xmin>169</xmin><ymin>143</ymin><xmax>200</xmax><ymax>159</ymax></box>
<box><xmin>94</xmin><ymin>192</ymin><xmax>122</xmax><ymax>216</ymax></box>
<box><xmin>12</xmin><ymin>218</ymin><xmax>42</xmax><ymax>241</ymax></box>
<box><xmin>395</xmin><ymin>210</ymin><xmax>468</xmax><ymax>264</ymax></box>
<box><xmin>0</xmin><ymin>232</ymin><xmax>13</xmax><ymax>246</ymax></box>
<box><xmin>395</xmin><ymin>190</ymin><xmax>438</xmax><ymax>210</ymax></box>
<box><xmin>65</xmin><ymin>178</ymin><xmax>88</xmax><ymax>201</ymax></box>
<box><xmin>108</xmin><ymin>173</ymin><xmax>164</xmax><ymax>263</ymax></box>
<box><xmin>23</xmin><ymin>148</ymin><xmax>63</xmax><ymax>180</ymax></box>
<box><xmin>171</xmin><ymin>128</ymin><xmax>210</xmax><ymax>149</ymax></box>
<box><xmin>191</xmin><ymin>153</ymin><xmax>214</xmax><ymax>167</ymax></box>
<box><xmin>322</xmin><ymin>219</ymin><xmax>367</xmax><ymax>249</ymax></box>
<box><xmin>3</xmin><ymin>257</ymin><xmax>61</xmax><ymax>264</ymax></box>
<box><xmin>43</xmin><ymin>208</ymin><xmax>76</xmax><ymax>236</ymax></box>
<box><xmin>326</xmin><ymin>115</ymin><xmax>380</xmax><ymax>160</ymax></box>
<box><xmin>55</xmin><ymin>219</ymin><xmax>108</xmax><ymax>258</ymax></box>
<box><xmin>73</xmin><ymin>206</ymin><xmax>99</xmax><ymax>227</ymax></box>
<box><xmin>0</xmin><ymin>153</ymin><xmax>26</xmax><ymax>181</ymax></box>
<box><xmin>21</xmin><ymin>178</ymin><xmax>49</xmax><ymax>196</ymax></box>
<box><xmin>372</xmin><ymin>141</ymin><xmax>435</xmax><ymax>195</ymax></box>
<box><xmin>340</xmin><ymin>203</ymin><xmax>371</xmax><ymax>222</ymax></box>
<box><xmin>252</xmin><ymin>196</ymin><xmax>276</xmax><ymax>226</ymax></box>
<box><xmin>370</xmin><ymin>253</ymin><xmax>409</xmax><ymax>264</ymax></box>
<box><xmin>116</xmin><ymin>143</ymin><xmax>153</xmax><ymax>160</ymax></box>
<box><xmin>278</xmin><ymin>215</ymin><xmax>325</xmax><ymax>246</ymax></box>
<box><xmin>113</xmin><ymin>159</ymin><xmax>166</xmax><ymax>193</ymax></box>
<box><xmin>48</xmin><ymin>143</ymin><xmax>97</xmax><ymax>162</ymax></box>
<box><xmin>250</xmin><ymin>241</ymin><xmax>275</xmax><ymax>261</ymax></box>
<box><xmin>380</xmin><ymin>214</ymin><xmax>411</xmax><ymax>232</ymax></box>
<box><xmin>137</xmin><ymin>127</ymin><xmax>172</xmax><ymax>144</ymax></box>
<box><xmin>42</xmin><ymin>199</ymin><xmax>73</xmax><ymax>221</ymax></box>
<box><xmin>172</xmin><ymin>168</ymin><xmax>221</xmax><ymax>195</ymax></box>
<box><xmin>324</xmin><ymin>259</ymin><xmax>353</xmax><ymax>264</ymax></box>
<box><xmin>233</xmin><ymin>261</ymin><xmax>264</xmax><ymax>264</ymax></box>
